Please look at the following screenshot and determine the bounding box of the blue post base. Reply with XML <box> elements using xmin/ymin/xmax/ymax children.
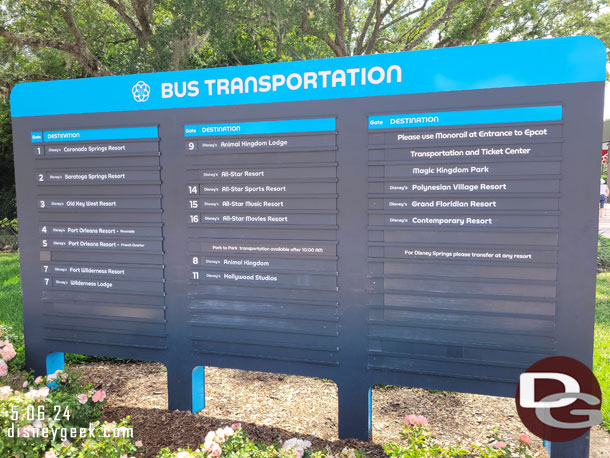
<box><xmin>45</xmin><ymin>352</ymin><xmax>65</xmax><ymax>388</ymax></box>
<box><xmin>192</xmin><ymin>366</ymin><xmax>205</xmax><ymax>413</ymax></box>
<box><xmin>167</xmin><ymin>363</ymin><xmax>205</xmax><ymax>413</ymax></box>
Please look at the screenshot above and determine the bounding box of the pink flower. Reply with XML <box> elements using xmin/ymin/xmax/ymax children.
<box><xmin>103</xmin><ymin>422</ymin><xmax>115</xmax><ymax>435</ymax></box>
<box><xmin>135</xmin><ymin>440</ymin><xmax>143</xmax><ymax>447</ymax></box>
<box><xmin>91</xmin><ymin>390</ymin><xmax>106</xmax><ymax>403</ymax></box>
<box><xmin>18</xmin><ymin>424</ymin><xmax>36</xmax><ymax>438</ymax></box>
<box><xmin>0</xmin><ymin>359</ymin><xmax>7</xmax><ymax>377</ymax></box>
<box><xmin>215</xmin><ymin>427</ymin><xmax>226</xmax><ymax>442</ymax></box>
<box><xmin>76</xmin><ymin>393</ymin><xmax>88</xmax><ymax>404</ymax></box>
<box><xmin>22</xmin><ymin>381</ymin><xmax>28</xmax><ymax>388</ymax></box>
<box><xmin>210</xmin><ymin>443</ymin><xmax>222</xmax><ymax>457</ymax></box>
<box><xmin>0</xmin><ymin>342</ymin><xmax>16</xmax><ymax>361</ymax></box>
<box><xmin>120</xmin><ymin>455</ymin><xmax>128</xmax><ymax>458</ymax></box>
<box><xmin>416</xmin><ymin>415</ymin><xmax>428</xmax><ymax>426</ymax></box>
<box><xmin>231</xmin><ymin>422</ymin><xmax>241</xmax><ymax>430</ymax></box>
<box><xmin>0</xmin><ymin>385</ymin><xmax>13</xmax><ymax>399</ymax></box>
<box><xmin>38</xmin><ymin>386</ymin><xmax>50</xmax><ymax>398</ymax></box>
<box><xmin>25</xmin><ymin>387</ymin><xmax>49</xmax><ymax>401</ymax></box>
<box><xmin>204</xmin><ymin>431</ymin><xmax>216</xmax><ymax>443</ymax></box>
<box><xmin>44</xmin><ymin>451</ymin><xmax>58</xmax><ymax>458</ymax></box>
<box><xmin>519</xmin><ymin>434</ymin><xmax>532</xmax><ymax>445</ymax></box>
<box><xmin>34</xmin><ymin>376</ymin><xmax>42</xmax><ymax>384</ymax></box>
<box><xmin>403</xmin><ymin>414</ymin><xmax>428</xmax><ymax>426</ymax></box>
<box><xmin>176</xmin><ymin>452</ymin><xmax>195</xmax><ymax>458</ymax></box>
<box><xmin>494</xmin><ymin>441</ymin><xmax>507</xmax><ymax>449</ymax></box>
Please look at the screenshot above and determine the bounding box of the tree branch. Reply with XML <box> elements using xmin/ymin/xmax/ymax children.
<box><xmin>59</xmin><ymin>2</ymin><xmax>112</xmax><ymax>75</ymax></box>
<box><xmin>300</xmin><ymin>11</ymin><xmax>346</xmax><ymax>56</ymax></box>
<box><xmin>0</xmin><ymin>26</ymin><xmax>111</xmax><ymax>76</ymax></box>
<box><xmin>354</xmin><ymin>0</ymin><xmax>377</xmax><ymax>54</ymax></box>
<box><xmin>435</xmin><ymin>0</ymin><xmax>502</xmax><ymax>48</ymax></box>
<box><xmin>103</xmin><ymin>0</ymin><xmax>148</xmax><ymax>48</ymax></box>
<box><xmin>404</xmin><ymin>0</ymin><xmax>461</xmax><ymax>51</ymax></box>
<box><xmin>380</xmin><ymin>0</ymin><xmax>429</xmax><ymax>32</ymax></box>
<box><xmin>363</xmin><ymin>0</ymin><xmax>382</xmax><ymax>54</ymax></box>
<box><xmin>334</xmin><ymin>0</ymin><xmax>347</xmax><ymax>55</ymax></box>
<box><xmin>131</xmin><ymin>0</ymin><xmax>154</xmax><ymax>43</ymax></box>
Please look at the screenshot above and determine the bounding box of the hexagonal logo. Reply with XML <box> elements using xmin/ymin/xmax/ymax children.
<box><xmin>132</xmin><ymin>81</ymin><xmax>150</xmax><ymax>102</ymax></box>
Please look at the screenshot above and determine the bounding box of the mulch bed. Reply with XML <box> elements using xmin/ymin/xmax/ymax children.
<box><xmin>76</xmin><ymin>361</ymin><xmax>610</xmax><ymax>458</ymax></box>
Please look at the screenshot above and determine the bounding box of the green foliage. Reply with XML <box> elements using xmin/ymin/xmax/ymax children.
<box><xmin>383</xmin><ymin>420</ymin><xmax>532</xmax><ymax>458</ymax></box>
<box><xmin>156</xmin><ymin>426</ymin><xmax>366</xmax><ymax>458</ymax></box>
<box><xmin>0</xmin><ymin>253</ymin><xmax>23</xmax><ymax>348</ymax></box>
<box><xmin>1</xmin><ymin>323</ymin><xmax>25</xmax><ymax>372</ymax></box>
<box><xmin>0</xmin><ymin>217</ymin><xmax>18</xmax><ymax>251</ymax></box>
<box><xmin>382</xmin><ymin>423</ymin><xmax>470</xmax><ymax>458</ymax></box>
<box><xmin>51</xmin><ymin>418</ymin><xmax>138</xmax><ymax>458</ymax></box>
<box><xmin>156</xmin><ymin>427</ymin><xmax>280</xmax><ymax>458</ymax></box>
<box><xmin>595</xmin><ymin>272</ymin><xmax>610</xmax><ymax>430</ymax></box>
<box><xmin>599</xmin><ymin>235</ymin><xmax>610</xmax><ymax>272</ymax></box>
<box><xmin>0</xmin><ymin>103</ymin><xmax>15</xmax><ymax>220</ymax></box>
<box><xmin>0</xmin><ymin>357</ymin><xmax>114</xmax><ymax>456</ymax></box>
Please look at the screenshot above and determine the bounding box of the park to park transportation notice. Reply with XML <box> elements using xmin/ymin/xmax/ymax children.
<box><xmin>10</xmin><ymin>36</ymin><xmax>606</xmax><ymax>455</ymax></box>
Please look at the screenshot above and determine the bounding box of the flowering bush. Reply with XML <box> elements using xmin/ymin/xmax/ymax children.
<box><xmin>0</xmin><ymin>324</ymin><xmax>141</xmax><ymax>457</ymax></box>
<box><xmin>157</xmin><ymin>425</ymin><xmax>363</xmax><ymax>458</ymax></box>
<box><xmin>0</xmin><ymin>324</ymin><xmax>19</xmax><ymax>375</ymax></box>
<box><xmin>46</xmin><ymin>418</ymin><xmax>139</xmax><ymax>458</ymax></box>
<box><xmin>0</xmin><ymin>367</ymin><xmax>113</xmax><ymax>456</ymax></box>
<box><xmin>383</xmin><ymin>415</ymin><xmax>533</xmax><ymax>458</ymax></box>
<box><xmin>472</xmin><ymin>429</ymin><xmax>533</xmax><ymax>458</ymax></box>
<box><xmin>0</xmin><ymin>324</ymin><xmax>25</xmax><ymax>371</ymax></box>
<box><xmin>308</xmin><ymin>447</ymin><xmax>366</xmax><ymax>458</ymax></box>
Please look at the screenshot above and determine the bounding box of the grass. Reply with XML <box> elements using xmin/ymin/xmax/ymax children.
<box><xmin>595</xmin><ymin>272</ymin><xmax>610</xmax><ymax>430</ymax></box>
<box><xmin>0</xmin><ymin>252</ymin><xmax>609</xmax><ymax>431</ymax></box>
<box><xmin>0</xmin><ymin>252</ymin><xmax>22</xmax><ymax>333</ymax></box>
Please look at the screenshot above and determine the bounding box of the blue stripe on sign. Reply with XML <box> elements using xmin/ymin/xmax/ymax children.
<box><xmin>31</xmin><ymin>132</ymin><xmax>43</xmax><ymax>143</ymax></box>
<box><xmin>41</xmin><ymin>126</ymin><xmax>159</xmax><ymax>143</ymax></box>
<box><xmin>368</xmin><ymin>106</ymin><xmax>563</xmax><ymax>129</ymax></box>
<box><xmin>10</xmin><ymin>36</ymin><xmax>606</xmax><ymax>118</ymax></box>
<box><xmin>185</xmin><ymin>118</ymin><xmax>336</xmax><ymax>137</ymax></box>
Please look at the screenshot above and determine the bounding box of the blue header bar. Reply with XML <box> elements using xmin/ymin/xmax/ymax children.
<box><xmin>185</xmin><ymin>118</ymin><xmax>336</xmax><ymax>137</ymax></box>
<box><xmin>38</xmin><ymin>126</ymin><xmax>158</xmax><ymax>143</ymax></box>
<box><xmin>11</xmin><ymin>37</ymin><xmax>606</xmax><ymax>118</ymax></box>
<box><xmin>31</xmin><ymin>132</ymin><xmax>43</xmax><ymax>143</ymax></box>
<box><xmin>368</xmin><ymin>106</ymin><xmax>563</xmax><ymax>130</ymax></box>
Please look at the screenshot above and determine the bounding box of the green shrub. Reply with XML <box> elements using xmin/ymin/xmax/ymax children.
<box><xmin>49</xmin><ymin>418</ymin><xmax>139</xmax><ymax>458</ymax></box>
<box><xmin>0</xmin><ymin>218</ymin><xmax>18</xmax><ymax>251</ymax></box>
<box><xmin>599</xmin><ymin>235</ymin><xmax>610</xmax><ymax>272</ymax></box>
<box><xmin>0</xmin><ymin>367</ymin><xmax>109</xmax><ymax>456</ymax></box>
<box><xmin>0</xmin><ymin>188</ymin><xmax>17</xmax><ymax>220</ymax></box>
<box><xmin>0</xmin><ymin>326</ymin><xmax>141</xmax><ymax>457</ymax></box>
<box><xmin>1</xmin><ymin>324</ymin><xmax>25</xmax><ymax>371</ymax></box>
<box><xmin>382</xmin><ymin>416</ymin><xmax>533</xmax><ymax>458</ymax></box>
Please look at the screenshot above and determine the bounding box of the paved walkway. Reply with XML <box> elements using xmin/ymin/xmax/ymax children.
<box><xmin>600</xmin><ymin>211</ymin><xmax>610</xmax><ymax>237</ymax></box>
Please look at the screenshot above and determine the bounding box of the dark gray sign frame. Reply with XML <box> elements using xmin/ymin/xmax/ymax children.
<box><xmin>10</xmin><ymin>37</ymin><xmax>606</xmax><ymax>457</ymax></box>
